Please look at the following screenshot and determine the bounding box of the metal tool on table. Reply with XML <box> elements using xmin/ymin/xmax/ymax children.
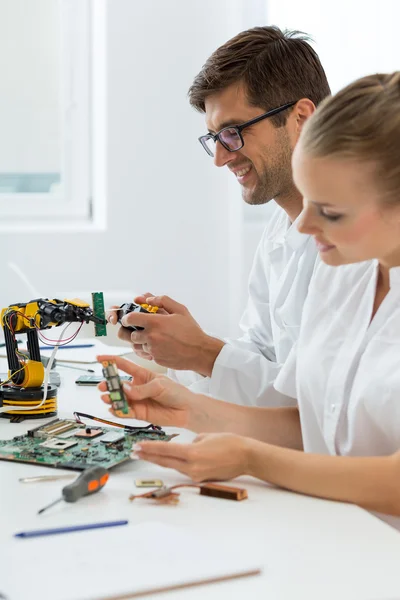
<box><xmin>33</xmin><ymin>354</ymin><xmax>95</xmax><ymax>373</ymax></box>
<box><xmin>38</xmin><ymin>466</ymin><xmax>109</xmax><ymax>514</ymax></box>
<box><xmin>19</xmin><ymin>474</ymin><xmax>75</xmax><ymax>484</ymax></box>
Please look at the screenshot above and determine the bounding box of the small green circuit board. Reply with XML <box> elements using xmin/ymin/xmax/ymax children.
<box><xmin>91</xmin><ymin>291</ymin><xmax>107</xmax><ymax>337</ymax></box>
<box><xmin>0</xmin><ymin>418</ymin><xmax>176</xmax><ymax>471</ymax></box>
<box><xmin>102</xmin><ymin>360</ymin><xmax>130</xmax><ymax>416</ymax></box>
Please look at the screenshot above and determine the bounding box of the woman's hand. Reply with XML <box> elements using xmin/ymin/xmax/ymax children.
<box><xmin>132</xmin><ymin>433</ymin><xmax>250</xmax><ymax>482</ymax></box>
<box><xmin>97</xmin><ymin>354</ymin><xmax>200</xmax><ymax>429</ymax></box>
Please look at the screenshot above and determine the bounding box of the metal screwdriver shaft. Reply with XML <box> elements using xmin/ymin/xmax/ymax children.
<box><xmin>57</xmin><ymin>364</ymin><xmax>95</xmax><ymax>372</ymax></box>
<box><xmin>20</xmin><ymin>474</ymin><xmax>74</xmax><ymax>484</ymax></box>
<box><xmin>38</xmin><ymin>497</ymin><xmax>63</xmax><ymax>514</ymax></box>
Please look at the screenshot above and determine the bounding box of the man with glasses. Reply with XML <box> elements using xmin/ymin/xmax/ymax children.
<box><xmin>199</xmin><ymin>101</ymin><xmax>296</xmax><ymax>158</ymax></box>
<box><xmin>109</xmin><ymin>26</ymin><xmax>331</xmax><ymax>407</ymax></box>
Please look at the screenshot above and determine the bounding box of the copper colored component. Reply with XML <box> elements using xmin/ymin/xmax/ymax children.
<box><xmin>200</xmin><ymin>483</ymin><xmax>248</xmax><ymax>501</ymax></box>
<box><xmin>74</xmin><ymin>428</ymin><xmax>103</xmax><ymax>439</ymax></box>
<box><xmin>129</xmin><ymin>482</ymin><xmax>247</xmax><ymax>503</ymax></box>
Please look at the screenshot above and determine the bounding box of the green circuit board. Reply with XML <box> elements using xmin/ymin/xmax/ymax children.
<box><xmin>0</xmin><ymin>418</ymin><xmax>176</xmax><ymax>471</ymax></box>
<box><xmin>91</xmin><ymin>291</ymin><xmax>107</xmax><ymax>337</ymax></box>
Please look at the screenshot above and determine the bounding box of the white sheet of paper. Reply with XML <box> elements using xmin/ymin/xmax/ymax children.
<box><xmin>0</xmin><ymin>522</ymin><xmax>262</xmax><ymax>599</ymax></box>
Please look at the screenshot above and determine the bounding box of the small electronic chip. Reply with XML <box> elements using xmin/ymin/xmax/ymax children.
<box><xmin>39</xmin><ymin>439</ymin><xmax>78</xmax><ymax>450</ymax></box>
<box><xmin>102</xmin><ymin>360</ymin><xmax>130</xmax><ymax>417</ymax></box>
<box><xmin>135</xmin><ymin>479</ymin><xmax>164</xmax><ymax>488</ymax></box>
<box><xmin>57</xmin><ymin>428</ymin><xmax>84</xmax><ymax>439</ymax></box>
<box><xmin>74</xmin><ymin>428</ymin><xmax>103</xmax><ymax>439</ymax></box>
<box><xmin>100</xmin><ymin>431</ymin><xmax>125</xmax><ymax>444</ymax></box>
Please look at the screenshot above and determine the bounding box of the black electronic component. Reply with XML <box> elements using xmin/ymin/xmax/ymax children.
<box><xmin>74</xmin><ymin>428</ymin><xmax>103</xmax><ymax>439</ymax></box>
<box><xmin>116</xmin><ymin>302</ymin><xmax>159</xmax><ymax>332</ymax></box>
<box><xmin>75</xmin><ymin>374</ymin><xmax>131</xmax><ymax>386</ymax></box>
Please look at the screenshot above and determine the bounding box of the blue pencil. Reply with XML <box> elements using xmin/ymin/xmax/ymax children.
<box><xmin>14</xmin><ymin>519</ymin><xmax>128</xmax><ymax>539</ymax></box>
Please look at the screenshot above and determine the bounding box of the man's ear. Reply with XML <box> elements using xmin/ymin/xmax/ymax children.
<box><xmin>293</xmin><ymin>98</ymin><xmax>316</xmax><ymax>135</ymax></box>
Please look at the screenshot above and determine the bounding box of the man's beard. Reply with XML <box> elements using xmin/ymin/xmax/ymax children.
<box><xmin>242</xmin><ymin>135</ymin><xmax>294</xmax><ymax>206</ymax></box>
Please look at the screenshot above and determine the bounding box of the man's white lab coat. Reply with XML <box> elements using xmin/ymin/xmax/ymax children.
<box><xmin>169</xmin><ymin>202</ymin><xmax>317</xmax><ymax>407</ymax></box>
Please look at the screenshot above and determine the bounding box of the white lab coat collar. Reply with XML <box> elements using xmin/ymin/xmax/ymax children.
<box><xmin>272</xmin><ymin>209</ymin><xmax>308</xmax><ymax>253</ymax></box>
<box><xmin>372</xmin><ymin>259</ymin><xmax>400</xmax><ymax>288</ymax></box>
<box><xmin>389</xmin><ymin>265</ymin><xmax>400</xmax><ymax>287</ymax></box>
<box><xmin>285</xmin><ymin>213</ymin><xmax>309</xmax><ymax>252</ymax></box>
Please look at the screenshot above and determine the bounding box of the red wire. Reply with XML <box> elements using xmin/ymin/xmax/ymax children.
<box><xmin>37</xmin><ymin>323</ymin><xmax>83</xmax><ymax>345</ymax></box>
<box><xmin>8</xmin><ymin>312</ymin><xmax>16</xmax><ymax>336</ymax></box>
<box><xmin>4</xmin><ymin>309</ymin><xmax>87</xmax><ymax>350</ymax></box>
<box><xmin>10</xmin><ymin>310</ymin><xmax>82</xmax><ymax>346</ymax></box>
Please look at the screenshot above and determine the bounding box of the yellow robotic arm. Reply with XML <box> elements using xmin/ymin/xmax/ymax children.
<box><xmin>0</xmin><ymin>296</ymin><xmax>106</xmax><ymax>420</ymax></box>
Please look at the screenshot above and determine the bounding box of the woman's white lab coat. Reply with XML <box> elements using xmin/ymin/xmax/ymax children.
<box><xmin>275</xmin><ymin>258</ymin><xmax>400</xmax><ymax>530</ymax></box>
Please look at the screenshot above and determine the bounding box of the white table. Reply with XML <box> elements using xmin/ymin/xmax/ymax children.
<box><xmin>1</xmin><ymin>357</ymin><xmax>400</xmax><ymax>600</ymax></box>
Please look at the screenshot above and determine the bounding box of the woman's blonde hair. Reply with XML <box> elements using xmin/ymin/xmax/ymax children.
<box><xmin>300</xmin><ymin>72</ymin><xmax>400</xmax><ymax>203</ymax></box>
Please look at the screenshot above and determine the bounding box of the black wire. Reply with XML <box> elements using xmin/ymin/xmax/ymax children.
<box><xmin>73</xmin><ymin>411</ymin><xmax>164</xmax><ymax>434</ymax></box>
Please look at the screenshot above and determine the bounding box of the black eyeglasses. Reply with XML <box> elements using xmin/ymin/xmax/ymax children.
<box><xmin>199</xmin><ymin>101</ymin><xmax>296</xmax><ymax>157</ymax></box>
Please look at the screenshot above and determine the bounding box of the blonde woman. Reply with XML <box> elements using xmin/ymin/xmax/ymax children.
<box><xmin>98</xmin><ymin>72</ymin><xmax>400</xmax><ymax>528</ymax></box>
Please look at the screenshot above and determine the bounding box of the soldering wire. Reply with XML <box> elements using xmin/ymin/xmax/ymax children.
<box><xmin>0</xmin><ymin>364</ymin><xmax>26</xmax><ymax>386</ymax></box>
<box><xmin>0</xmin><ymin>346</ymin><xmax>30</xmax><ymax>386</ymax></box>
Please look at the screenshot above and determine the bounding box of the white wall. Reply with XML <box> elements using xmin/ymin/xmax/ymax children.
<box><xmin>5</xmin><ymin>1</ymin><xmax>397</xmax><ymax>341</ymax></box>
<box><xmin>268</xmin><ymin>0</ymin><xmax>400</xmax><ymax>94</ymax></box>
<box><xmin>242</xmin><ymin>0</ymin><xmax>400</xmax><ymax>283</ymax></box>
<box><xmin>0</xmin><ymin>0</ymin><xmax>266</xmax><ymax>338</ymax></box>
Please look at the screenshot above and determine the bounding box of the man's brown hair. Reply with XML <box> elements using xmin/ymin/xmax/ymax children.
<box><xmin>189</xmin><ymin>26</ymin><xmax>331</xmax><ymax>126</ymax></box>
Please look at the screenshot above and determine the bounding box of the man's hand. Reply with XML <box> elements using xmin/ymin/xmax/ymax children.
<box><xmin>97</xmin><ymin>354</ymin><xmax>201</xmax><ymax>429</ymax></box>
<box><xmin>106</xmin><ymin>293</ymin><xmax>163</xmax><ymax>362</ymax></box>
<box><xmin>107</xmin><ymin>294</ymin><xmax>225</xmax><ymax>376</ymax></box>
<box><xmin>131</xmin><ymin>433</ymin><xmax>250</xmax><ymax>482</ymax></box>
